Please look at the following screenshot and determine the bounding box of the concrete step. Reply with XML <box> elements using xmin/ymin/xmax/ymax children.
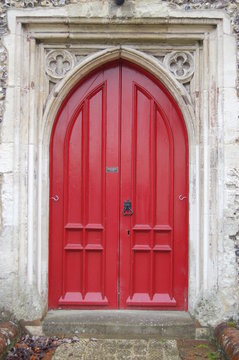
<box><xmin>43</xmin><ymin>310</ymin><xmax>195</xmax><ymax>339</ymax></box>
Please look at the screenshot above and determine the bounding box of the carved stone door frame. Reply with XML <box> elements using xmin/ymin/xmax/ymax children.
<box><xmin>2</xmin><ymin>7</ymin><xmax>238</xmax><ymax>324</ymax></box>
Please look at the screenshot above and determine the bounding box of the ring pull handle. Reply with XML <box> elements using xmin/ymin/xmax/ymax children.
<box><xmin>178</xmin><ymin>194</ymin><xmax>187</xmax><ymax>201</ymax></box>
<box><xmin>123</xmin><ymin>199</ymin><xmax>133</xmax><ymax>216</ymax></box>
<box><xmin>50</xmin><ymin>195</ymin><xmax>59</xmax><ymax>202</ymax></box>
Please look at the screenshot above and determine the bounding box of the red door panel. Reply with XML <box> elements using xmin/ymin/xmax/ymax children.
<box><xmin>49</xmin><ymin>62</ymin><xmax>188</xmax><ymax>310</ymax></box>
<box><xmin>120</xmin><ymin>64</ymin><xmax>188</xmax><ymax>309</ymax></box>
<box><xmin>49</xmin><ymin>66</ymin><xmax>120</xmax><ymax>308</ymax></box>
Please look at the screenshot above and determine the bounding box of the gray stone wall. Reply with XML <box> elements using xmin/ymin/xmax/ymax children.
<box><xmin>0</xmin><ymin>0</ymin><xmax>239</xmax><ymax>323</ymax></box>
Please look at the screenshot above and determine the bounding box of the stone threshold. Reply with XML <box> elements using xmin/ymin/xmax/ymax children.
<box><xmin>43</xmin><ymin>310</ymin><xmax>195</xmax><ymax>340</ymax></box>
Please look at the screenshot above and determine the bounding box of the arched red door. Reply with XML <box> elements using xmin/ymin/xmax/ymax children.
<box><xmin>49</xmin><ymin>61</ymin><xmax>188</xmax><ymax>310</ymax></box>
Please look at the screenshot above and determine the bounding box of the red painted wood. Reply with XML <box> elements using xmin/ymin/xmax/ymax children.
<box><xmin>120</xmin><ymin>63</ymin><xmax>188</xmax><ymax>309</ymax></box>
<box><xmin>49</xmin><ymin>65</ymin><xmax>120</xmax><ymax>308</ymax></box>
<box><xmin>49</xmin><ymin>61</ymin><xmax>188</xmax><ymax>310</ymax></box>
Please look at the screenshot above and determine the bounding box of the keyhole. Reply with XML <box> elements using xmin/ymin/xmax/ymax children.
<box><xmin>128</xmin><ymin>230</ymin><xmax>130</xmax><ymax>236</ymax></box>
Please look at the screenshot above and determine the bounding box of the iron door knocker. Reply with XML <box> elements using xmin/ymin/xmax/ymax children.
<box><xmin>123</xmin><ymin>200</ymin><xmax>133</xmax><ymax>216</ymax></box>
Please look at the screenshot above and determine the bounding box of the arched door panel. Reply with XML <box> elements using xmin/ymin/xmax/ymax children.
<box><xmin>49</xmin><ymin>62</ymin><xmax>188</xmax><ymax>310</ymax></box>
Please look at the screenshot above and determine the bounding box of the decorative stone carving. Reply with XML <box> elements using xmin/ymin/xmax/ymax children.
<box><xmin>75</xmin><ymin>54</ymin><xmax>87</xmax><ymax>64</ymax></box>
<box><xmin>152</xmin><ymin>55</ymin><xmax>165</xmax><ymax>64</ymax></box>
<box><xmin>45</xmin><ymin>48</ymin><xmax>196</xmax><ymax>89</ymax></box>
<box><xmin>45</xmin><ymin>50</ymin><xmax>75</xmax><ymax>82</ymax></box>
<box><xmin>163</xmin><ymin>51</ymin><xmax>194</xmax><ymax>83</ymax></box>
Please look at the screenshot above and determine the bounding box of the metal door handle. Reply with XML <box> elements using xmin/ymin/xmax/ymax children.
<box><xmin>178</xmin><ymin>194</ymin><xmax>187</xmax><ymax>201</ymax></box>
<box><xmin>50</xmin><ymin>195</ymin><xmax>59</xmax><ymax>202</ymax></box>
<box><xmin>123</xmin><ymin>199</ymin><xmax>133</xmax><ymax>216</ymax></box>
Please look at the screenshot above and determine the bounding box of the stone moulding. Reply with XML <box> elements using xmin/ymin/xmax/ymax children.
<box><xmin>44</xmin><ymin>48</ymin><xmax>195</xmax><ymax>90</ymax></box>
<box><xmin>0</xmin><ymin>4</ymin><xmax>238</xmax><ymax>325</ymax></box>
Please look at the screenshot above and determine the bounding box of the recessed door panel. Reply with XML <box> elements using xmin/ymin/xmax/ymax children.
<box><xmin>49</xmin><ymin>62</ymin><xmax>188</xmax><ymax>310</ymax></box>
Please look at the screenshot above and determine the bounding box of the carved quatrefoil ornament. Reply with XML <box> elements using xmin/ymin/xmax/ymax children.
<box><xmin>45</xmin><ymin>50</ymin><xmax>75</xmax><ymax>82</ymax></box>
<box><xmin>163</xmin><ymin>51</ymin><xmax>194</xmax><ymax>83</ymax></box>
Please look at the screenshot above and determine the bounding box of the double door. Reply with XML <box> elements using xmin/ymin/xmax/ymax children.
<box><xmin>49</xmin><ymin>62</ymin><xmax>188</xmax><ymax>309</ymax></box>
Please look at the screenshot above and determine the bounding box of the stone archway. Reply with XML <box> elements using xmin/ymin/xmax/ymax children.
<box><xmin>2</xmin><ymin>8</ymin><xmax>237</xmax><ymax>324</ymax></box>
<box><xmin>43</xmin><ymin>46</ymin><xmax>195</xmax><ymax>147</ymax></box>
<box><xmin>47</xmin><ymin>58</ymin><xmax>190</xmax><ymax>310</ymax></box>
<box><xmin>41</xmin><ymin>46</ymin><xmax>197</xmax><ymax>313</ymax></box>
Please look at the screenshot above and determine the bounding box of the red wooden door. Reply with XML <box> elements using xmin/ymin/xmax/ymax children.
<box><xmin>49</xmin><ymin>62</ymin><xmax>188</xmax><ymax>310</ymax></box>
